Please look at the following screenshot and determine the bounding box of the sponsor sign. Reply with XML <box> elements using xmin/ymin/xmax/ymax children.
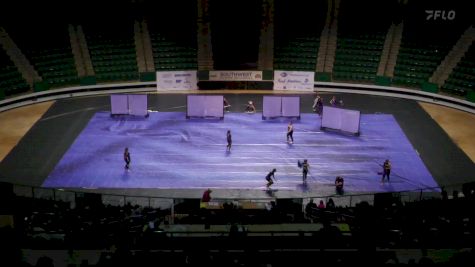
<box><xmin>156</xmin><ymin>71</ymin><xmax>197</xmax><ymax>90</ymax></box>
<box><xmin>273</xmin><ymin>71</ymin><xmax>314</xmax><ymax>91</ymax></box>
<box><xmin>209</xmin><ymin>71</ymin><xmax>263</xmax><ymax>81</ymax></box>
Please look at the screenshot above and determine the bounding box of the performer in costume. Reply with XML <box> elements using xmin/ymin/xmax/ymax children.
<box><xmin>302</xmin><ymin>159</ymin><xmax>309</xmax><ymax>182</ymax></box>
<box><xmin>226</xmin><ymin>130</ymin><xmax>232</xmax><ymax>151</ymax></box>
<box><xmin>330</xmin><ymin>95</ymin><xmax>344</xmax><ymax>107</ymax></box>
<box><xmin>124</xmin><ymin>147</ymin><xmax>131</xmax><ymax>170</ymax></box>
<box><xmin>266</xmin><ymin>168</ymin><xmax>277</xmax><ymax>188</ymax></box>
<box><xmin>330</xmin><ymin>96</ymin><xmax>337</xmax><ymax>106</ymax></box>
<box><xmin>381</xmin><ymin>159</ymin><xmax>391</xmax><ymax>183</ymax></box>
<box><xmin>223</xmin><ymin>97</ymin><xmax>231</xmax><ymax>112</ymax></box>
<box><xmin>313</xmin><ymin>95</ymin><xmax>323</xmax><ymax>115</ymax></box>
<box><xmin>287</xmin><ymin>121</ymin><xmax>294</xmax><ymax>144</ymax></box>
<box><xmin>245</xmin><ymin>100</ymin><xmax>256</xmax><ymax>113</ymax></box>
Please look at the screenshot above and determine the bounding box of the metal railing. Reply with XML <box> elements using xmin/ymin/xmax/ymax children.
<box><xmin>9</xmin><ymin>181</ymin><xmax>463</xmax><ymax>225</ymax></box>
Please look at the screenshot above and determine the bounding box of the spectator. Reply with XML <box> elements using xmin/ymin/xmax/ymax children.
<box><xmin>201</xmin><ymin>189</ymin><xmax>212</xmax><ymax>202</ymax></box>
<box><xmin>318</xmin><ymin>200</ymin><xmax>325</xmax><ymax>209</ymax></box>
<box><xmin>441</xmin><ymin>187</ymin><xmax>448</xmax><ymax>200</ymax></box>
<box><xmin>305</xmin><ymin>199</ymin><xmax>317</xmax><ymax>217</ymax></box>
<box><xmin>326</xmin><ymin>198</ymin><xmax>336</xmax><ymax>209</ymax></box>
<box><xmin>335</xmin><ymin>176</ymin><xmax>344</xmax><ymax>194</ymax></box>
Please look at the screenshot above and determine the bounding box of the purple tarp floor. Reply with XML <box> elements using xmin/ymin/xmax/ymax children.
<box><xmin>43</xmin><ymin>112</ymin><xmax>438</xmax><ymax>195</ymax></box>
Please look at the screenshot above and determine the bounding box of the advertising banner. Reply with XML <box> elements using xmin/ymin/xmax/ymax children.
<box><xmin>273</xmin><ymin>71</ymin><xmax>314</xmax><ymax>91</ymax></box>
<box><xmin>209</xmin><ymin>71</ymin><xmax>263</xmax><ymax>81</ymax></box>
<box><xmin>156</xmin><ymin>71</ymin><xmax>197</xmax><ymax>90</ymax></box>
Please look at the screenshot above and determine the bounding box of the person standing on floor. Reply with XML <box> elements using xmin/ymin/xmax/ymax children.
<box><xmin>302</xmin><ymin>159</ymin><xmax>310</xmax><ymax>182</ymax></box>
<box><xmin>287</xmin><ymin>121</ymin><xmax>294</xmax><ymax>144</ymax></box>
<box><xmin>381</xmin><ymin>159</ymin><xmax>391</xmax><ymax>183</ymax></box>
<box><xmin>226</xmin><ymin>130</ymin><xmax>232</xmax><ymax>152</ymax></box>
<box><xmin>223</xmin><ymin>97</ymin><xmax>231</xmax><ymax>112</ymax></box>
<box><xmin>124</xmin><ymin>147</ymin><xmax>131</xmax><ymax>170</ymax></box>
<box><xmin>313</xmin><ymin>95</ymin><xmax>323</xmax><ymax>115</ymax></box>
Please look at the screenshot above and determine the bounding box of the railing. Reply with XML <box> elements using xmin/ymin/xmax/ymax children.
<box><xmin>0</xmin><ymin>81</ymin><xmax>157</xmax><ymax>112</ymax></box>
<box><xmin>315</xmin><ymin>81</ymin><xmax>475</xmax><ymax>114</ymax></box>
<box><xmin>1</xmin><ymin>79</ymin><xmax>474</xmax><ymax>113</ymax></box>
<box><xmin>10</xmin><ymin>181</ymin><xmax>463</xmax><ymax>225</ymax></box>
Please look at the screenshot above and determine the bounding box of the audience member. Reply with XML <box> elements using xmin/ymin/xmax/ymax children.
<box><xmin>305</xmin><ymin>199</ymin><xmax>318</xmax><ymax>218</ymax></box>
<box><xmin>201</xmin><ymin>189</ymin><xmax>212</xmax><ymax>202</ymax></box>
<box><xmin>326</xmin><ymin>198</ymin><xmax>336</xmax><ymax>209</ymax></box>
<box><xmin>318</xmin><ymin>200</ymin><xmax>325</xmax><ymax>209</ymax></box>
<box><xmin>335</xmin><ymin>176</ymin><xmax>344</xmax><ymax>194</ymax></box>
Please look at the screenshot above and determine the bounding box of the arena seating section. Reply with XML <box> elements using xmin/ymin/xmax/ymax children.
<box><xmin>149</xmin><ymin>32</ymin><xmax>198</xmax><ymax>71</ymax></box>
<box><xmin>1</xmin><ymin>187</ymin><xmax>474</xmax><ymax>266</ymax></box>
<box><xmin>84</xmin><ymin>20</ymin><xmax>139</xmax><ymax>83</ymax></box>
<box><xmin>332</xmin><ymin>0</ymin><xmax>392</xmax><ymax>82</ymax></box>
<box><xmin>273</xmin><ymin>0</ymin><xmax>326</xmax><ymax>71</ymax></box>
<box><xmin>0</xmin><ymin>0</ymin><xmax>472</xmax><ymax>99</ymax></box>
<box><xmin>392</xmin><ymin>2</ymin><xmax>466</xmax><ymax>88</ymax></box>
<box><xmin>0</xmin><ymin>49</ymin><xmax>29</xmax><ymax>98</ymax></box>
<box><xmin>5</xmin><ymin>22</ymin><xmax>79</xmax><ymax>89</ymax></box>
<box><xmin>441</xmin><ymin>44</ymin><xmax>475</xmax><ymax>97</ymax></box>
<box><xmin>209</xmin><ymin>0</ymin><xmax>261</xmax><ymax>70</ymax></box>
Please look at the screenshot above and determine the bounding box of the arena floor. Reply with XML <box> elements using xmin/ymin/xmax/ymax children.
<box><xmin>0</xmin><ymin>91</ymin><xmax>474</xmax><ymax>201</ymax></box>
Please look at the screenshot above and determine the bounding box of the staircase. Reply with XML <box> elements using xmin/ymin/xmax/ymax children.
<box><xmin>316</xmin><ymin>0</ymin><xmax>333</xmax><ymax>72</ymax></box>
<box><xmin>134</xmin><ymin>21</ymin><xmax>147</xmax><ymax>73</ymax></box>
<box><xmin>76</xmin><ymin>25</ymin><xmax>95</xmax><ymax>76</ymax></box>
<box><xmin>377</xmin><ymin>24</ymin><xmax>395</xmax><ymax>76</ymax></box>
<box><xmin>430</xmin><ymin>26</ymin><xmax>475</xmax><ymax>86</ymax></box>
<box><xmin>316</xmin><ymin>0</ymin><xmax>340</xmax><ymax>73</ymax></box>
<box><xmin>383</xmin><ymin>22</ymin><xmax>403</xmax><ymax>77</ymax></box>
<box><xmin>141</xmin><ymin>21</ymin><xmax>155</xmax><ymax>72</ymax></box>
<box><xmin>69</xmin><ymin>24</ymin><xmax>87</xmax><ymax>77</ymax></box>
<box><xmin>197</xmin><ymin>0</ymin><xmax>214</xmax><ymax>70</ymax></box>
<box><xmin>257</xmin><ymin>0</ymin><xmax>274</xmax><ymax>70</ymax></box>
<box><xmin>134</xmin><ymin>20</ymin><xmax>156</xmax><ymax>74</ymax></box>
<box><xmin>0</xmin><ymin>27</ymin><xmax>40</xmax><ymax>86</ymax></box>
<box><xmin>323</xmin><ymin>3</ymin><xmax>339</xmax><ymax>74</ymax></box>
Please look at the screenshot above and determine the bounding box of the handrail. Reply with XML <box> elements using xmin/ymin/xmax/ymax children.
<box><xmin>0</xmin><ymin>81</ymin><xmax>156</xmax><ymax>112</ymax></box>
<box><xmin>1</xmin><ymin>80</ymin><xmax>474</xmax><ymax>113</ymax></box>
<box><xmin>315</xmin><ymin>81</ymin><xmax>475</xmax><ymax>114</ymax></box>
<box><xmin>10</xmin><ymin>180</ymin><xmax>460</xmax><ymax>206</ymax></box>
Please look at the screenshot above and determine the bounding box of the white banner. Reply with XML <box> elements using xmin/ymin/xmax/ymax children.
<box><xmin>273</xmin><ymin>71</ymin><xmax>315</xmax><ymax>91</ymax></box>
<box><xmin>156</xmin><ymin>71</ymin><xmax>197</xmax><ymax>90</ymax></box>
<box><xmin>209</xmin><ymin>71</ymin><xmax>263</xmax><ymax>81</ymax></box>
